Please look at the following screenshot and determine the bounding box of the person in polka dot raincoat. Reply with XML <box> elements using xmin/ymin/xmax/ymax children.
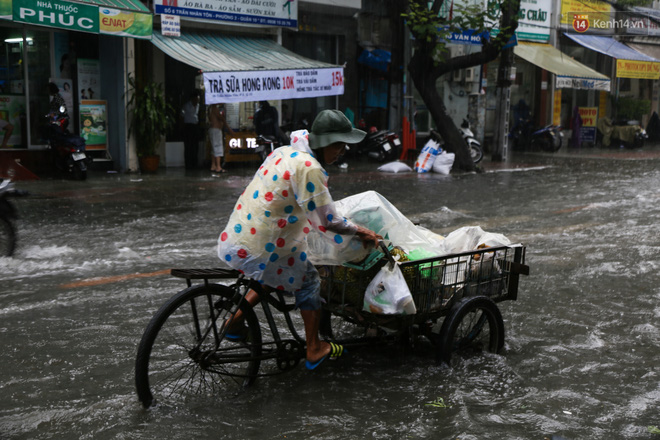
<box><xmin>218</xmin><ymin>110</ymin><xmax>382</xmax><ymax>369</ymax></box>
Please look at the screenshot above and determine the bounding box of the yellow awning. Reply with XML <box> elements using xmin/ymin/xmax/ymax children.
<box><xmin>514</xmin><ymin>42</ymin><xmax>611</xmax><ymax>91</ymax></box>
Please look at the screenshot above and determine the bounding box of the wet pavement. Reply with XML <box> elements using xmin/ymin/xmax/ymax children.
<box><xmin>1</xmin><ymin>145</ymin><xmax>659</xmax><ymax>439</ymax></box>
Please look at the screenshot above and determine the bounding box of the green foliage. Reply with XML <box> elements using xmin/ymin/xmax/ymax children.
<box><xmin>649</xmin><ymin>426</ymin><xmax>660</xmax><ymax>435</ymax></box>
<box><xmin>126</xmin><ymin>74</ymin><xmax>175</xmax><ymax>157</ymax></box>
<box><xmin>616</xmin><ymin>96</ymin><xmax>651</xmax><ymax>121</ymax></box>
<box><xmin>402</xmin><ymin>0</ymin><xmax>508</xmax><ymax>63</ymax></box>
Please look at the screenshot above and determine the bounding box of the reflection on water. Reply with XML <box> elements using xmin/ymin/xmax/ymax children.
<box><xmin>1</xmin><ymin>153</ymin><xmax>659</xmax><ymax>439</ymax></box>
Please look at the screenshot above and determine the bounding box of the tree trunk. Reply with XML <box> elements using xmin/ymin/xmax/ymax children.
<box><xmin>408</xmin><ymin>53</ymin><xmax>476</xmax><ymax>172</ymax></box>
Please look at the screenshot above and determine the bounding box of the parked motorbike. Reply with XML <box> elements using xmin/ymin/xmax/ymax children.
<box><xmin>596</xmin><ymin>117</ymin><xmax>647</xmax><ymax>149</ymax></box>
<box><xmin>254</xmin><ymin>134</ymin><xmax>282</xmax><ymax>162</ymax></box>
<box><xmin>45</xmin><ymin>106</ymin><xmax>89</xmax><ymax>180</ymax></box>
<box><xmin>428</xmin><ymin>119</ymin><xmax>483</xmax><ymax>165</ymax></box>
<box><xmin>509</xmin><ymin>118</ymin><xmax>564</xmax><ymax>152</ymax></box>
<box><xmin>0</xmin><ymin>179</ymin><xmax>28</xmax><ymax>257</ymax></box>
<box><xmin>354</xmin><ymin>126</ymin><xmax>401</xmax><ymax>162</ymax></box>
<box><xmin>460</xmin><ymin>118</ymin><xmax>484</xmax><ymax>164</ymax></box>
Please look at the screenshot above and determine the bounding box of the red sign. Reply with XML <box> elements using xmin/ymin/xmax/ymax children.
<box><xmin>573</xmin><ymin>14</ymin><xmax>589</xmax><ymax>33</ymax></box>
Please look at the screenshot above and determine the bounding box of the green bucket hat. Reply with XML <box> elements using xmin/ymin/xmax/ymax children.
<box><xmin>308</xmin><ymin>110</ymin><xmax>366</xmax><ymax>149</ymax></box>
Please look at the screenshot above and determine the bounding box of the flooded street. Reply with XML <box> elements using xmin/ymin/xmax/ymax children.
<box><xmin>1</xmin><ymin>149</ymin><xmax>659</xmax><ymax>439</ymax></box>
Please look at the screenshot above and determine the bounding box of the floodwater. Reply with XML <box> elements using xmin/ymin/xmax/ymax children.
<box><xmin>1</xmin><ymin>149</ymin><xmax>659</xmax><ymax>439</ymax></box>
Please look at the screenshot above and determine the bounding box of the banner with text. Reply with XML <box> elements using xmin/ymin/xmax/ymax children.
<box><xmin>204</xmin><ymin>68</ymin><xmax>344</xmax><ymax>104</ymax></box>
<box><xmin>556</xmin><ymin>76</ymin><xmax>610</xmax><ymax>91</ymax></box>
<box><xmin>154</xmin><ymin>0</ymin><xmax>297</xmax><ymax>29</ymax></box>
<box><xmin>616</xmin><ymin>59</ymin><xmax>660</xmax><ymax>79</ymax></box>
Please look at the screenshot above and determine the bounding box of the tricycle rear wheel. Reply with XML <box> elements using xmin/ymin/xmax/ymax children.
<box><xmin>438</xmin><ymin>296</ymin><xmax>504</xmax><ymax>365</ymax></box>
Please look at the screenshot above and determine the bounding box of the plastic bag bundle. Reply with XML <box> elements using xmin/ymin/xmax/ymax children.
<box><xmin>364</xmin><ymin>263</ymin><xmax>417</xmax><ymax>315</ymax></box>
<box><xmin>414</xmin><ymin>139</ymin><xmax>441</xmax><ymax>173</ymax></box>
<box><xmin>307</xmin><ymin>191</ymin><xmax>445</xmax><ymax>265</ymax></box>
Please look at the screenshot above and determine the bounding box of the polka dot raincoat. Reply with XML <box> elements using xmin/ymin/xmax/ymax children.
<box><xmin>217</xmin><ymin>130</ymin><xmax>357</xmax><ymax>291</ymax></box>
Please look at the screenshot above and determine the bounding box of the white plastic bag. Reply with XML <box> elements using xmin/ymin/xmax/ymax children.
<box><xmin>378</xmin><ymin>161</ymin><xmax>413</xmax><ymax>173</ymax></box>
<box><xmin>432</xmin><ymin>151</ymin><xmax>455</xmax><ymax>175</ymax></box>
<box><xmin>307</xmin><ymin>191</ymin><xmax>445</xmax><ymax>265</ymax></box>
<box><xmin>414</xmin><ymin>139</ymin><xmax>441</xmax><ymax>173</ymax></box>
<box><xmin>363</xmin><ymin>263</ymin><xmax>417</xmax><ymax>315</ymax></box>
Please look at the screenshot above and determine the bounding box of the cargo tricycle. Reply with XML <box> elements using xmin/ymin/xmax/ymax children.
<box><xmin>135</xmin><ymin>242</ymin><xmax>528</xmax><ymax>408</ymax></box>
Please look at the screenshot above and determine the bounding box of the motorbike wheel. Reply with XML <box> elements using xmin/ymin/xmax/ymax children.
<box><xmin>72</xmin><ymin>162</ymin><xmax>87</xmax><ymax>181</ymax></box>
<box><xmin>0</xmin><ymin>215</ymin><xmax>16</xmax><ymax>257</ymax></box>
<box><xmin>550</xmin><ymin>134</ymin><xmax>563</xmax><ymax>152</ymax></box>
<box><xmin>468</xmin><ymin>141</ymin><xmax>483</xmax><ymax>164</ymax></box>
<box><xmin>531</xmin><ymin>137</ymin><xmax>551</xmax><ymax>152</ymax></box>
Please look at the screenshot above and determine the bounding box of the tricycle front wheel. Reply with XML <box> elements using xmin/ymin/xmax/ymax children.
<box><xmin>438</xmin><ymin>296</ymin><xmax>504</xmax><ymax>365</ymax></box>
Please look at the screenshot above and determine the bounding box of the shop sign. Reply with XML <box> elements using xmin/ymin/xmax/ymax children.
<box><xmin>578</xmin><ymin>107</ymin><xmax>598</xmax><ymax>143</ymax></box>
<box><xmin>204</xmin><ymin>68</ymin><xmax>344</xmax><ymax>104</ymax></box>
<box><xmin>228</xmin><ymin>136</ymin><xmax>258</xmax><ymax>150</ymax></box>
<box><xmin>552</xmin><ymin>90</ymin><xmax>561</xmax><ymax>126</ymax></box>
<box><xmin>161</xmin><ymin>14</ymin><xmax>180</xmax><ymax>37</ymax></box>
<box><xmin>154</xmin><ymin>0</ymin><xmax>297</xmax><ymax>29</ymax></box>
<box><xmin>556</xmin><ymin>76</ymin><xmax>611</xmax><ymax>91</ymax></box>
<box><xmin>79</xmin><ymin>100</ymin><xmax>107</xmax><ymax>151</ymax></box>
<box><xmin>99</xmin><ymin>8</ymin><xmax>153</xmax><ymax>39</ymax></box>
<box><xmin>487</xmin><ymin>0</ymin><xmax>551</xmax><ymax>42</ymax></box>
<box><xmin>616</xmin><ymin>59</ymin><xmax>660</xmax><ymax>79</ymax></box>
<box><xmin>1</xmin><ymin>0</ymin><xmax>12</xmax><ymax>20</ymax></box>
<box><xmin>561</xmin><ymin>0</ymin><xmax>612</xmax><ymax>26</ymax></box>
<box><xmin>13</xmin><ymin>0</ymin><xmax>99</xmax><ymax>33</ymax></box>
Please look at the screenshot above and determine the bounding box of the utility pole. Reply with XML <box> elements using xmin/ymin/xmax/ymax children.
<box><xmin>492</xmin><ymin>46</ymin><xmax>514</xmax><ymax>162</ymax></box>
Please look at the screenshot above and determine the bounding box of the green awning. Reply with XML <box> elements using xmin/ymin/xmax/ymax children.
<box><xmin>152</xmin><ymin>32</ymin><xmax>339</xmax><ymax>72</ymax></box>
<box><xmin>514</xmin><ymin>42</ymin><xmax>611</xmax><ymax>91</ymax></box>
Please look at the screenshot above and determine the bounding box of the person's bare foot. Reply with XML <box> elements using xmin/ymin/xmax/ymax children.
<box><xmin>306</xmin><ymin>341</ymin><xmax>332</xmax><ymax>364</ymax></box>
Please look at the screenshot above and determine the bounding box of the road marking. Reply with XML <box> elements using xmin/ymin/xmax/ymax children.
<box><xmin>60</xmin><ymin>269</ymin><xmax>171</xmax><ymax>289</ymax></box>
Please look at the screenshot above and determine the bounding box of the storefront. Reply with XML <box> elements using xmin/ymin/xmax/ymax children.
<box><xmin>564</xmin><ymin>33</ymin><xmax>660</xmax><ymax>129</ymax></box>
<box><xmin>0</xmin><ymin>0</ymin><xmax>152</xmax><ymax>175</ymax></box>
<box><xmin>151</xmin><ymin>30</ymin><xmax>344</xmax><ymax>164</ymax></box>
<box><xmin>511</xmin><ymin>42</ymin><xmax>611</xmax><ymax>138</ymax></box>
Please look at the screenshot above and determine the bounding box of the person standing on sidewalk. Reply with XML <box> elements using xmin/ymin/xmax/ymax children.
<box><xmin>181</xmin><ymin>91</ymin><xmax>200</xmax><ymax>169</ymax></box>
<box><xmin>208</xmin><ymin>103</ymin><xmax>234</xmax><ymax>173</ymax></box>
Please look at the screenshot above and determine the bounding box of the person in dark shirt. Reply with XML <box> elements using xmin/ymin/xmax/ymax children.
<box><xmin>48</xmin><ymin>83</ymin><xmax>68</xmax><ymax>118</ymax></box>
<box><xmin>254</xmin><ymin>101</ymin><xmax>288</xmax><ymax>145</ymax></box>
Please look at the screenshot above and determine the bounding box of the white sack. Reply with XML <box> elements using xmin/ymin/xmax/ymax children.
<box><xmin>432</xmin><ymin>151</ymin><xmax>455</xmax><ymax>175</ymax></box>
<box><xmin>414</xmin><ymin>139</ymin><xmax>441</xmax><ymax>173</ymax></box>
<box><xmin>378</xmin><ymin>161</ymin><xmax>413</xmax><ymax>173</ymax></box>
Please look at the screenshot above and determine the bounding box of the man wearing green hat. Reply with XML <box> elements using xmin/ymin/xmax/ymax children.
<box><xmin>217</xmin><ymin>109</ymin><xmax>382</xmax><ymax>370</ymax></box>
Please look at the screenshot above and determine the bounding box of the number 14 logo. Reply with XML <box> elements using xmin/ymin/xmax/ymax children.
<box><xmin>573</xmin><ymin>14</ymin><xmax>590</xmax><ymax>33</ymax></box>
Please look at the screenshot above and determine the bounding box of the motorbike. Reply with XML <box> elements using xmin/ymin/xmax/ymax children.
<box><xmin>459</xmin><ymin>118</ymin><xmax>484</xmax><ymax>164</ymax></box>
<box><xmin>509</xmin><ymin>117</ymin><xmax>564</xmax><ymax>152</ymax></box>
<box><xmin>45</xmin><ymin>106</ymin><xmax>89</xmax><ymax>180</ymax></box>
<box><xmin>427</xmin><ymin>118</ymin><xmax>484</xmax><ymax>165</ymax></box>
<box><xmin>354</xmin><ymin>126</ymin><xmax>401</xmax><ymax>162</ymax></box>
<box><xmin>596</xmin><ymin>117</ymin><xmax>647</xmax><ymax>149</ymax></box>
<box><xmin>0</xmin><ymin>179</ymin><xmax>28</xmax><ymax>257</ymax></box>
<box><xmin>254</xmin><ymin>134</ymin><xmax>282</xmax><ymax>162</ymax></box>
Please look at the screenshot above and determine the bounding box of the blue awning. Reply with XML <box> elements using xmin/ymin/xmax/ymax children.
<box><xmin>564</xmin><ymin>33</ymin><xmax>660</xmax><ymax>62</ymax></box>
